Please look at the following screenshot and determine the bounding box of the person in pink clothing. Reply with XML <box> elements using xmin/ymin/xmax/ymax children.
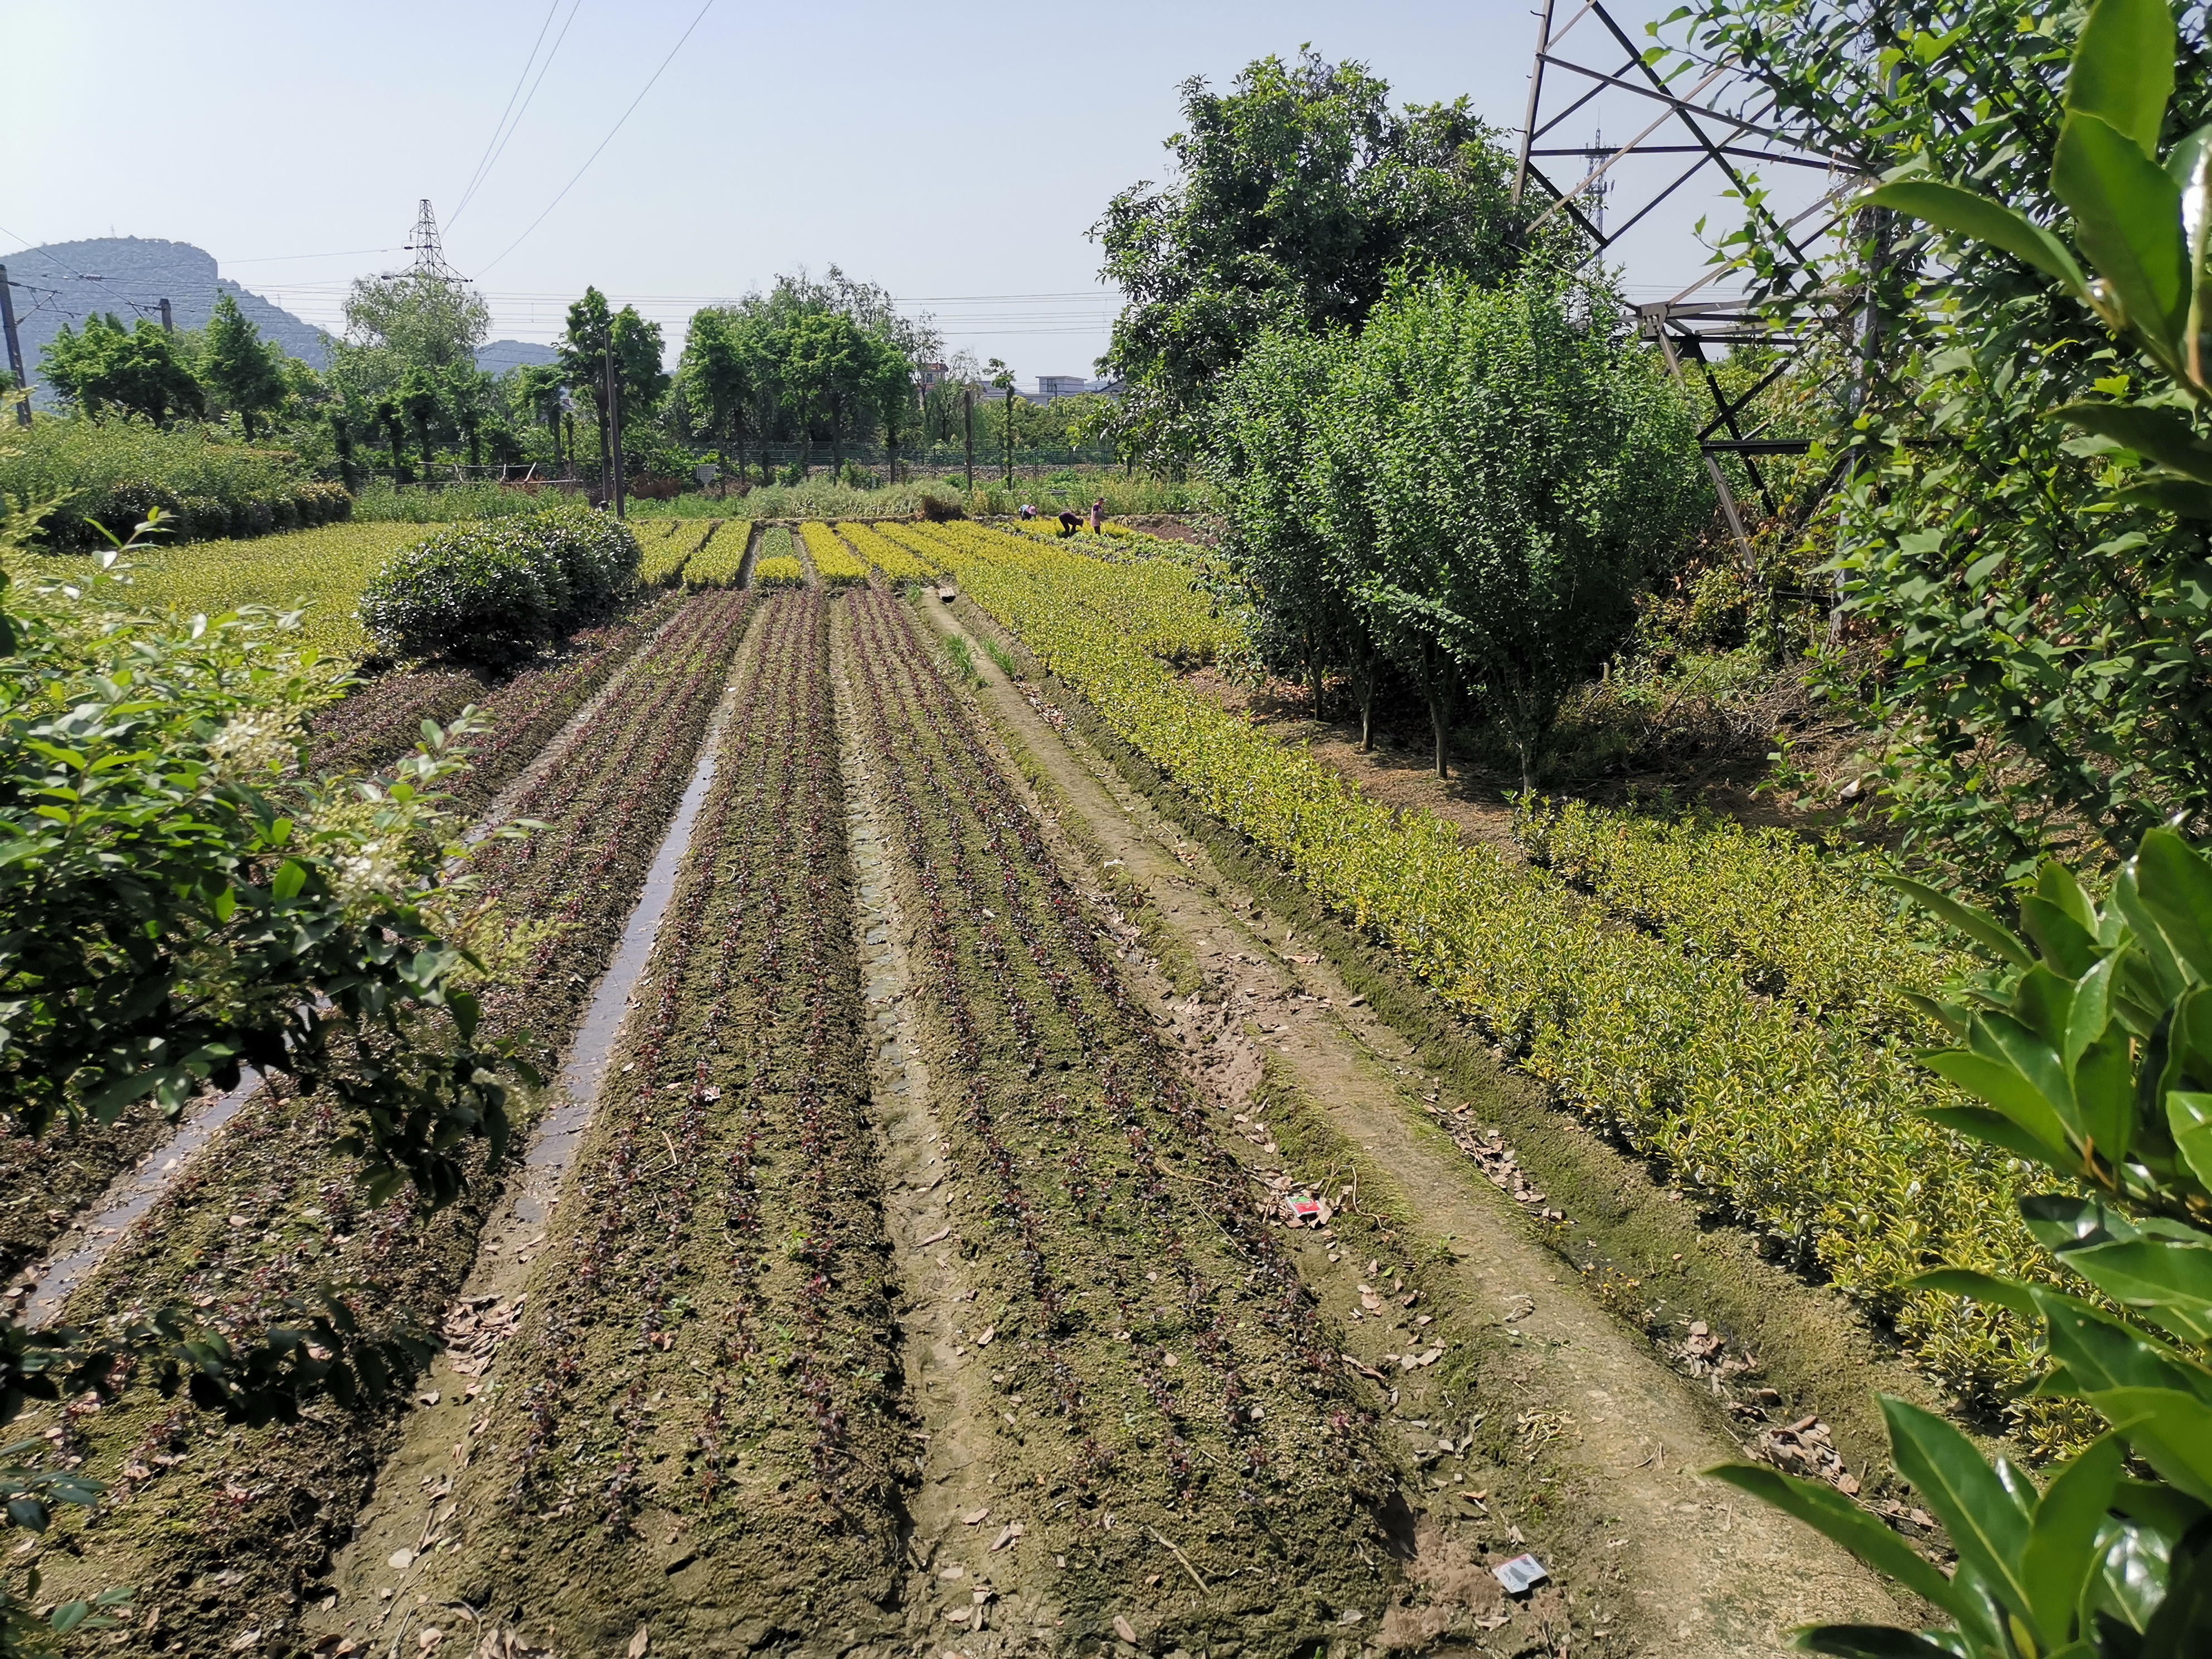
<box><xmin>1088</xmin><ymin>497</ymin><xmax>1105</xmax><ymax>532</ymax></box>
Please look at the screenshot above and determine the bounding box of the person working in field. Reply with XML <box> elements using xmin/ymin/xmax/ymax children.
<box><xmin>1089</xmin><ymin>497</ymin><xmax>1105</xmax><ymax>532</ymax></box>
<box><xmin>1057</xmin><ymin>508</ymin><xmax>1081</xmax><ymax>537</ymax></box>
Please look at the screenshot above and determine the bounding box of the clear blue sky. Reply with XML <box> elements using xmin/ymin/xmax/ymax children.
<box><xmin>3</xmin><ymin>0</ymin><xmax>1785</xmax><ymax>381</ymax></box>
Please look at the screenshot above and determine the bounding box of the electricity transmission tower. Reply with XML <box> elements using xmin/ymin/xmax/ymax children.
<box><xmin>1514</xmin><ymin>0</ymin><xmax>1867</xmax><ymax>572</ymax></box>
<box><xmin>399</xmin><ymin>200</ymin><xmax>465</xmax><ymax>285</ymax></box>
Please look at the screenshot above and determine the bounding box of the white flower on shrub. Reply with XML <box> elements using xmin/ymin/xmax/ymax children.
<box><xmin>207</xmin><ymin>705</ymin><xmax>300</xmax><ymax>780</ymax></box>
<box><xmin>333</xmin><ymin>838</ymin><xmax>404</xmax><ymax>906</ymax></box>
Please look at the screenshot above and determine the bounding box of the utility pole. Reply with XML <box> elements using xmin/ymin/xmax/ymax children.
<box><xmin>158</xmin><ymin>297</ymin><xmax>174</xmax><ymax>332</ymax></box>
<box><xmin>1003</xmin><ymin>386</ymin><xmax>1014</xmax><ymax>487</ymax></box>
<box><xmin>0</xmin><ymin>266</ymin><xmax>29</xmax><ymax>427</ymax></box>
<box><xmin>605</xmin><ymin>342</ymin><xmax>625</xmax><ymax>519</ymax></box>
<box><xmin>963</xmin><ymin>386</ymin><xmax>974</xmax><ymax>494</ymax></box>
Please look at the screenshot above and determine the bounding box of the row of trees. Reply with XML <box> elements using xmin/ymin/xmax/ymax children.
<box><xmin>41</xmin><ymin>295</ymin><xmax>307</xmax><ymax>438</ymax></box>
<box><xmin>1097</xmin><ymin>51</ymin><xmax>1708</xmax><ymax>780</ymax></box>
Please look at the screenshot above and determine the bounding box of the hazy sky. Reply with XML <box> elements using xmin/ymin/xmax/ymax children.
<box><xmin>4</xmin><ymin>0</ymin><xmax>1803</xmax><ymax>381</ymax></box>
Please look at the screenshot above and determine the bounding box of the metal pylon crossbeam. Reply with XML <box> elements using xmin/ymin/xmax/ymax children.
<box><xmin>1516</xmin><ymin>0</ymin><xmax>1870</xmax><ymax>575</ymax></box>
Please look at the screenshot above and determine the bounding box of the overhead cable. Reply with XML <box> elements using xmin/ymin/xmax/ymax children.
<box><xmin>471</xmin><ymin>0</ymin><xmax>716</xmax><ymax>279</ymax></box>
<box><xmin>450</xmin><ymin>0</ymin><xmax>586</xmax><ymax>228</ymax></box>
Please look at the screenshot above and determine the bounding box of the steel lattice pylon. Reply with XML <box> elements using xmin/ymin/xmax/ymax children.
<box><xmin>399</xmin><ymin>199</ymin><xmax>465</xmax><ymax>285</ymax></box>
<box><xmin>1514</xmin><ymin>0</ymin><xmax>1870</xmax><ymax>570</ymax></box>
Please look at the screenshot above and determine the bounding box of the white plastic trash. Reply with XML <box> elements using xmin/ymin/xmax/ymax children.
<box><xmin>1493</xmin><ymin>1553</ymin><xmax>1548</xmax><ymax>1595</ymax></box>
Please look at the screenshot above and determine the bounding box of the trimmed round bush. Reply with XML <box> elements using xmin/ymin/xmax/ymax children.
<box><xmin>357</xmin><ymin>506</ymin><xmax>637</xmax><ymax>668</ymax></box>
<box><xmin>360</xmin><ymin>531</ymin><xmax>560</xmax><ymax>668</ymax></box>
<box><xmin>494</xmin><ymin>505</ymin><xmax>639</xmax><ymax>623</ymax></box>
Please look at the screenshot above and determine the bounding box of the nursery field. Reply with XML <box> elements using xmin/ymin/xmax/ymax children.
<box><xmin>15</xmin><ymin>521</ymin><xmax>2032</xmax><ymax>1657</ymax></box>
<box><xmin>89</xmin><ymin>521</ymin><xmax>440</xmax><ymax>659</ymax></box>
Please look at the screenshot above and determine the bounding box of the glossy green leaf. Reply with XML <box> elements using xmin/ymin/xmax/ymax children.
<box><xmin>2119</xmin><ymin>475</ymin><xmax>2212</xmax><ymax>517</ymax></box>
<box><xmin>1883</xmin><ymin>875</ymin><xmax>2038</xmax><ymax>968</ymax></box>
<box><xmin>1918</xmin><ymin>1052</ymin><xmax>2072</xmax><ymax>1160</ymax></box>
<box><xmin>2064</xmin><ymin>0</ymin><xmax>2176</xmax><ymax>158</ymax></box>
<box><xmin>1867</xmin><ymin>181</ymin><xmax>2088</xmax><ymax>297</ymax></box>
<box><xmin>2142</xmin><ymin>1533</ymin><xmax>2212</xmax><ymax>1657</ymax></box>
<box><xmin>2074</xmin><ymin>1031</ymin><xmax>2138</xmax><ymax>1167</ymax></box>
<box><xmin>2051</xmin><ymin>402</ymin><xmax>2212</xmax><ymax>482</ymax></box>
<box><xmin>2055</xmin><ymin>110</ymin><xmax>2189</xmax><ymax>351</ymax></box>
<box><xmin>1706</xmin><ymin>1462</ymin><xmax>1964</xmax><ymax>1614</ymax></box>
<box><xmin>2021</xmin><ymin>892</ymin><xmax>2101</xmax><ymax>978</ymax></box>
<box><xmin>2133</xmin><ymin>830</ymin><xmax>2212</xmax><ymax>986</ymax></box>
<box><xmin>1919</xmin><ymin>1105</ymin><xmax>2068</xmax><ymax>1169</ymax></box>
<box><xmin>2170</xmin><ymin>1092</ymin><xmax>2212</xmax><ymax>1192</ymax></box>
<box><xmin>2086</xmin><ymin>1388</ymin><xmax>2212</xmax><ymax>1509</ymax></box>
<box><xmin>1878</xmin><ymin>1396</ymin><xmax>2035</xmax><ymax>1621</ymax></box>
<box><xmin>2063</xmin><ymin>1236</ymin><xmax>2212</xmax><ymax>1343</ymax></box>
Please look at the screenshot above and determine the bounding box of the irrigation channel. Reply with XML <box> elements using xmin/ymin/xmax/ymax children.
<box><xmin>22</xmin><ymin>561</ymin><xmax>1909</xmax><ymax>1658</ymax></box>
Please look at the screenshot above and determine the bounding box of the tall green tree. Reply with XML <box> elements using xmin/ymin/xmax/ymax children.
<box><xmin>559</xmin><ymin>288</ymin><xmax>615</xmax><ymax>488</ymax></box>
<box><xmin>333</xmin><ymin>270</ymin><xmax>489</xmax><ymax>401</ymax></box>
<box><xmin>1206</xmin><ymin>326</ymin><xmax>1370</xmax><ymax>730</ymax></box>
<box><xmin>677</xmin><ymin>309</ymin><xmax>757</xmax><ymax>478</ymax></box>
<box><xmin>1098</xmin><ymin>48</ymin><xmax>1550</xmax><ymax>465</ymax></box>
<box><xmin>40</xmin><ymin>315</ymin><xmax>202</xmax><ymax>424</ymax></box>
<box><xmin>1312</xmin><ymin>275</ymin><xmax>1706</xmax><ymax>786</ymax></box>
<box><xmin>198</xmin><ymin>294</ymin><xmax>286</xmax><ymax>441</ymax></box>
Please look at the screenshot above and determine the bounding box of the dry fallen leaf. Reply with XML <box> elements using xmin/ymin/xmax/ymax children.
<box><xmin>1113</xmin><ymin>1614</ymin><xmax>1138</xmax><ymax>1644</ymax></box>
<box><xmin>962</xmin><ymin>1506</ymin><xmax>991</xmax><ymax>1525</ymax></box>
<box><xmin>627</xmin><ymin>1625</ymin><xmax>649</xmax><ymax>1658</ymax></box>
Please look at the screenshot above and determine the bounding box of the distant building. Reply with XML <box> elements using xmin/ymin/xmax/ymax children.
<box><xmin>1035</xmin><ymin>374</ymin><xmax>1089</xmax><ymax>401</ymax></box>
<box><xmin>918</xmin><ymin>362</ymin><xmax>950</xmax><ymax>388</ymax></box>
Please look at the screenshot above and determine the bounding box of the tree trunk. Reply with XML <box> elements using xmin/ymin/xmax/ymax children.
<box><xmin>831</xmin><ymin>392</ymin><xmax>845</xmax><ymax>482</ymax></box>
<box><xmin>1357</xmin><ymin>644</ymin><xmax>1377</xmax><ymax>752</ymax></box>
<box><xmin>1306</xmin><ymin>628</ymin><xmax>1323</xmax><ymax>720</ymax></box>
<box><xmin>1425</xmin><ymin>641</ymin><xmax>1451</xmax><ymax>780</ymax></box>
<box><xmin>596</xmin><ymin>396</ymin><xmax>611</xmax><ymax>498</ymax></box>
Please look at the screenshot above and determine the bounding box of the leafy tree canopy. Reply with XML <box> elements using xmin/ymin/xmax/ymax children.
<box><xmin>1097</xmin><ymin>48</ymin><xmax>1553</xmax><ymax>464</ymax></box>
<box><xmin>198</xmin><ymin>294</ymin><xmax>287</xmax><ymax>441</ymax></box>
<box><xmin>39</xmin><ymin>314</ymin><xmax>203</xmax><ymax>424</ymax></box>
<box><xmin>332</xmin><ymin>270</ymin><xmax>490</xmax><ymax>405</ymax></box>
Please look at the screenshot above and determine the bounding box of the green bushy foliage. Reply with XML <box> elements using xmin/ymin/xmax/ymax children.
<box><xmin>0</xmin><ymin>418</ymin><xmax>349</xmax><ymax>551</ymax></box>
<box><xmin>357</xmin><ymin>506</ymin><xmax>639</xmax><ymax>667</ymax></box>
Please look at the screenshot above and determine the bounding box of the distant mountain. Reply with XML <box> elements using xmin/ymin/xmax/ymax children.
<box><xmin>1</xmin><ymin>237</ymin><xmax>334</xmax><ymax>406</ymax></box>
<box><xmin>476</xmin><ymin>338</ymin><xmax>558</xmax><ymax>376</ymax></box>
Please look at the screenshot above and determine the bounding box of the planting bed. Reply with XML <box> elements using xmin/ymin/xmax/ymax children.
<box><xmin>839</xmin><ymin>584</ymin><xmax>1404</xmax><ymax>1650</ymax></box>
<box><xmin>372</xmin><ymin>589</ymin><xmax>904</xmax><ymax>1652</ymax></box>
<box><xmin>20</xmin><ymin>589</ymin><xmax>758</xmax><ymax>1651</ymax></box>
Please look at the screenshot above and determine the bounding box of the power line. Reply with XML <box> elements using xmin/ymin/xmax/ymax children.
<box><xmin>223</xmin><ymin>247</ymin><xmax>404</xmax><ymax>265</ymax></box>
<box><xmin>451</xmin><ymin>0</ymin><xmax>585</xmax><ymax>229</ymax></box>
<box><xmin>472</xmin><ymin>0</ymin><xmax>716</xmax><ymax>279</ymax></box>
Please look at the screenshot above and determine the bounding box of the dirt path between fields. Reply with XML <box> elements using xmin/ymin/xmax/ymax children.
<box><xmin>915</xmin><ymin>594</ymin><xmax>1908</xmax><ymax>1657</ymax></box>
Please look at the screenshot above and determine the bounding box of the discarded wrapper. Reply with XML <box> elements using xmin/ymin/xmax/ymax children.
<box><xmin>1493</xmin><ymin>1553</ymin><xmax>1548</xmax><ymax>1595</ymax></box>
<box><xmin>1282</xmin><ymin>1195</ymin><xmax>1324</xmax><ymax>1226</ymax></box>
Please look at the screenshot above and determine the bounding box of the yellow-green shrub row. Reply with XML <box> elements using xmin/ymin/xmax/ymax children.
<box><xmin>891</xmin><ymin>517</ymin><xmax>2055</xmax><ymax>1425</ymax></box>
<box><xmin>79</xmin><ymin>520</ymin><xmax>445</xmax><ymax>660</ymax></box>
<box><xmin>835</xmin><ymin>520</ymin><xmax>937</xmax><ymax>581</ymax></box>
<box><xmin>642</xmin><ymin>517</ymin><xmax>721</xmax><ymax>587</ymax></box>
<box><xmin>1512</xmin><ymin>798</ymin><xmax>1973</xmax><ymax>1031</ymax></box>
<box><xmin>751</xmin><ymin>555</ymin><xmax>806</xmax><ymax>590</ymax></box>
<box><xmin>682</xmin><ymin>521</ymin><xmax>748</xmax><ymax>589</ymax></box>
<box><xmin>799</xmin><ymin>521</ymin><xmax>868</xmax><ymax>586</ymax></box>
